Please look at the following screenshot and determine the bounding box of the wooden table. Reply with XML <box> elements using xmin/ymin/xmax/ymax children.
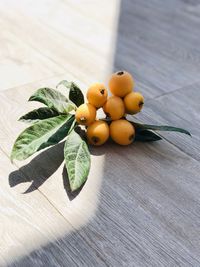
<box><xmin>0</xmin><ymin>0</ymin><xmax>200</xmax><ymax>266</ymax></box>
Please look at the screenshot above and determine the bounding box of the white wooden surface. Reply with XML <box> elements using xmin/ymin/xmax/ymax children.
<box><xmin>0</xmin><ymin>0</ymin><xmax>200</xmax><ymax>266</ymax></box>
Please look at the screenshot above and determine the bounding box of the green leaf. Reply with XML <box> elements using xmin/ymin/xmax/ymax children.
<box><xmin>57</xmin><ymin>80</ymin><xmax>84</xmax><ymax>107</ymax></box>
<box><xmin>19</xmin><ymin>107</ymin><xmax>59</xmax><ymax>123</ymax></box>
<box><xmin>69</xmin><ymin>82</ymin><xmax>84</xmax><ymax>107</ymax></box>
<box><xmin>131</xmin><ymin>121</ymin><xmax>191</xmax><ymax>136</ymax></box>
<box><xmin>68</xmin><ymin>119</ymin><xmax>77</xmax><ymax>135</ymax></box>
<box><xmin>56</xmin><ymin>80</ymin><xmax>70</xmax><ymax>89</ymax></box>
<box><xmin>64</xmin><ymin>130</ymin><xmax>91</xmax><ymax>191</ymax></box>
<box><xmin>135</xmin><ymin>129</ymin><xmax>162</xmax><ymax>142</ymax></box>
<box><xmin>29</xmin><ymin>87</ymin><xmax>75</xmax><ymax>113</ymax></box>
<box><xmin>11</xmin><ymin>114</ymin><xmax>75</xmax><ymax>161</ymax></box>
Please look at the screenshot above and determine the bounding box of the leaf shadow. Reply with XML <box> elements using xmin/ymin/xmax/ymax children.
<box><xmin>9</xmin><ymin>142</ymin><xmax>65</xmax><ymax>193</ymax></box>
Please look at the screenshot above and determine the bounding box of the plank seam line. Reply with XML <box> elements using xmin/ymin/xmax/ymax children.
<box><xmin>159</xmin><ymin>134</ymin><xmax>199</xmax><ymax>163</ymax></box>
<box><xmin>4</xmin><ymin>8</ymin><xmax>106</xmax><ymax>63</ymax></box>
<box><xmin>0</xmin><ymin>140</ymin><xmax>199</xmax><ymax>264</ymax></box>
<box><xmin>1</xmin><ymin>72</ymin><xmax>65</xmax><ymax>94</ymax></box>
<box><xmin>0</xmin><ymin>146</ymin><xmax>109</xmax><ymax>266</ymax></box>
<box><xmin>0</xmin><ymin>146</ymin><xmax>75</xmax><ymax>223</ymax></box>
<box><xmin>24</xmin><ymin>36</ymin><xmax>104</xmax><ymax>84</ymax></box>
<box><xmin>150</xmin><ymin>80</ymin><xmax>200</xmax><ymax>101</ymax></box>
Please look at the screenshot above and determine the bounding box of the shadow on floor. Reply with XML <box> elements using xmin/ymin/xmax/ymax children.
<box><xmin>9</xmin><ymin>142</ymin><xmax>65</xmax><ymax>193</ymax></box>
<box><xmin>8</xmin><ymin>0</ymin><xmax>200</xmax><ymax>266</ymax></box>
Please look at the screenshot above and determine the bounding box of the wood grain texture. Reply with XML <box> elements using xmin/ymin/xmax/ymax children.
<box><xmin>0</xmin><ymin>0</ymin><xmax>119</xmax><ymax>88</ymax></box>
<box><xmin>0</xmin><ymin>0</ymin><xmax>200</xmax><ymax>266</ymax></box>
<box><xmin>0</xmin><ymin>18</ymin><xmax>64</xmax><ymax>91</ymax></box>
<box><xmin>114</xmin><ymin>0</ymin><xmax>200</xmax><ymax>99</ymax></box>
<box><xmin>1</xmin><ymin>78</ymin><xmax>200</xmax><ymax>266</ymax></box>
<box><xmin>135</xmin><ymin>82</ymin><xmax>200</xmax><ymax>161</ymax></box>
<box><xmin>0</xmin><ymin>150</ymin><xmax>82</xmax><ymax>266</ymax></box>
<box><xmin>0</xmin><ymin>152</ymin><xmax>108</xmax><ymax>267</ymax></box>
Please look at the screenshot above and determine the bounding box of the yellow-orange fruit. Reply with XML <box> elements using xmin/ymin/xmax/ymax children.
<box><xmin>109</xmin><ymin>71</ymin><xmax>134</xmax><ymax>97</ymax></box>
<box><xmin>87</xmin><ymin>83</ymin><xmax>108</xmax><ymax>108</ymax></box>
<box><xmin>124</xmin><ymin>92</ymin><xmax>144</xmax><ymax>114</ymax></box>
<box><xmin>75</xmin><ymin>103</ymin><xmax>96</xmax><ymax>126</ymax></box>
<box><xmin>86</xmin><ymin>120</ymin><xmax>109</xmax><ymax>146</ymax></box>
<box><xmin>110</xmin><ymin>119</ymin><xmax>135</xmax><ymax>145</ymax></box>
<box><xmin>103</xmin><ymin>96</ymin><xmax>125</xmax><ymax>120</ymax></box>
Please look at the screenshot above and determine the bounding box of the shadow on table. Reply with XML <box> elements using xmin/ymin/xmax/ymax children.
<box><xmin>7</xmin><ymin>0</ymin><xmax>198</xmax><ymax>266</ymax></box>
<box><xmin>9</xmin><ymin>142</ymin><xmax>65</xmax><ymax>193</ymax></box>
<box><xmin>7</xmin><ymin>1</ymin><xmax>152</xmax><ymax>264</ymax></box>
<box><xmin>7</xmin><ymin>139</ymin><xmax>185</xmax><ymax>267</ymax></box>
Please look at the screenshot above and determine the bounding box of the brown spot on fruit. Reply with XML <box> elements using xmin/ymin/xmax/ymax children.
<box><xmin>139</xmin><ymin>101</ymin><xmax>144</xmax><ymax>108</ymax></box>
<box><xmin>91</xmin><ymin>136</ymin><xmax>99</xmax><ymax>144</ymax></box>
<box><xmin>100</xmin><ymin>89</ymin><xmax>105</xmax><ymax>95</ymax></box>
<box><xmin>117</xmin><ymin>71</ymin><xmax>124</xmax><ymax>75</ymax></box>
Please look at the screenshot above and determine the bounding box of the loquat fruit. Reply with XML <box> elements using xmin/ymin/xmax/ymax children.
<box><xmin>87</xmin><ymin>83</ymin><xmax>108</xmax><ymax>108</ymax></box>
<box><xmin>110</xmin><ymin>119</ymin><xmax>135</xmax><ymax>145</ymax></box>
<box><xmin>75</xmin><ymin>103</ymin><xmax>96</xmax><ymax>126</ymax></box>
<box><xmin>109</xmin><ymin>71</ymin><xmax>134</xmax><ymax>97</ymax></box>
<box><xmin>103</xmin><ymin>96</ymin><xmax>125</xmax><ymax>120</ymax></box>
<box><xmin>124</xmin><ymin>92</ymin><xmax>144</xmax><ymax>114</ymax></box>
<box><xmin>86</xmin><ymin>120</ymin><xmax>109</xmax><ymax>146</ymax></box>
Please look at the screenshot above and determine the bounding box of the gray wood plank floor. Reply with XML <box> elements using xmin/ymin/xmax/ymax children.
<box><xmin>114</xmin><ymin>0</ymin><xmax>200</xmax><ymax>99</ymax></box>
<box><xmin>1</xmin><ymin>0</ymin><xmax>200</xmax><ymax>266</ymax></box>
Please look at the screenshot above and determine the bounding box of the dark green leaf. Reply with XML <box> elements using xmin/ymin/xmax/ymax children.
<box><xmin>131</xmin><ymin>121</ymin><xmax>191</xmax><ymax>136</ymax></box>
<box><xmin>19</xmin><ymin>107</ymin><xmax>59</xmax><ymax>123</ymax></box>
<box><xmin>64</xmin><ymin>130</ymin><xmax>91</xmax><ymax>191</ymax></box>
<box><xmin>69</xmin><ymin>82</ymin><xmax>84</xmax><ymax>107</ymax></box>
<box><xmin>135</xmin><ymin>129</ymin><xmax>162</xmax><ymax>142</ymax></box>
<box><xmin>29</xmin><ymin>87</ymin><xmax>75</xmax><ymax>113</ymax></box>
<box><xmin>68</xmin><ymin>118</ymin><xmax>77</xmax><ymax>135</ymax></box>
<box><xmin>11</xmin><ymin>114</ymin><xmax>75</xmax><ymax>161</ymax></box>
<box><xmin>39</xmin><ymin>115</ymin><xmax>75</xmax><ymax>150</ymax></box>
<box><xmin>57</xmin><ymin>80</ymin><xmax>84</xmax><ymax>107</ymax></box>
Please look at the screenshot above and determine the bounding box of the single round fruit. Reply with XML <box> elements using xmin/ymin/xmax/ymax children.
<box><xmin>109</xmin><ymin>71</ymin><xmax>134</xmax><ymax>97</ymax></box>
<box><xmin>124</xmin><ymin>92</ymin><xmax>144</xmax><ymax>114</ymax></box>
<box><xmin>86</xmin><ymin>120</ymin><xmax>109</xmax><ymax>146</ymax></box>
<box><xmin>103</xmin><ymin>96</ymin><xmax>125</xmax><ymax>120</ymax></box>
<box><xmin>87</xmin><ymin>83</ymin><xmax>108</xmax><ymax>108</ymax></box>
<box><xmin>110</xmin><ymin>119</ymin><xmax>135</xmax><ymax>145</ymax></box>
<box><xmin>75</xmin><ymin>103</ymin><xmax>96</xmax><ymax>126</ymax></box>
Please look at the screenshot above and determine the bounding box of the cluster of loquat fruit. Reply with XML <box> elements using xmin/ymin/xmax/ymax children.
<box><xmin>75</xmin><ymin>71</ymin><xmax>144</xmax><ymax>146</ymax></box>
